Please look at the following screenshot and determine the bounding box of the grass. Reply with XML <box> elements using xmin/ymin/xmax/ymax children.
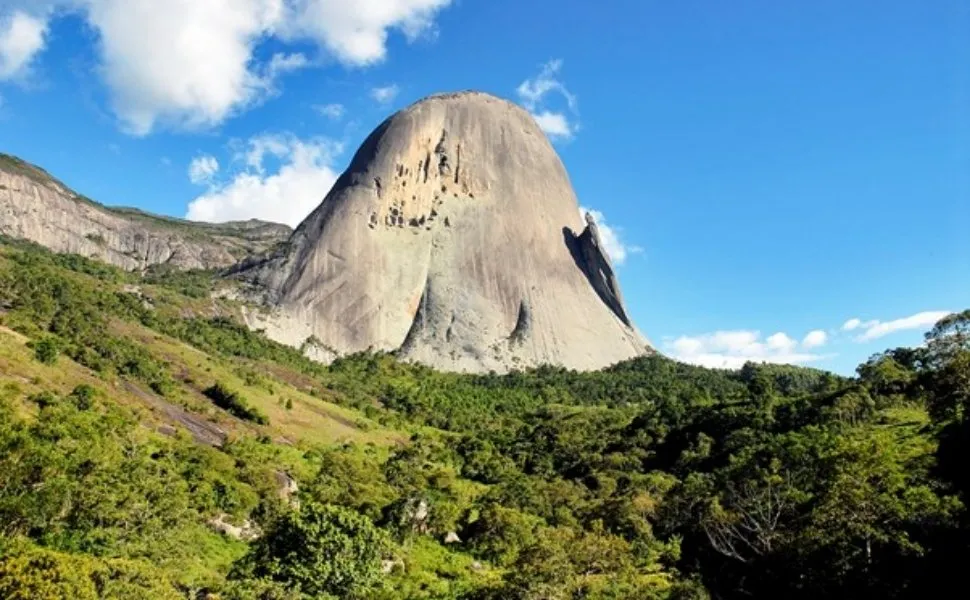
<box><xmin>1</xmin><ymin>318</ymin><xmax>403</xmax><ymax>450</ymax></box>
<box><xmin>378</xmin><ymin>536</ymin><xmax>502</xmax><ymax>600</ymax></box>
<box><xmin>112</xmin><ymin>320</ymin><xmax>404</xmax><ymax>447</ymax></box>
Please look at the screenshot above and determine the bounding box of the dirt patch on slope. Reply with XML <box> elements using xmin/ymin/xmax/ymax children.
<box><xmin>122</xmin><ymin>381</ymin><xmax>227</xmax><ymax>447</ymax></box>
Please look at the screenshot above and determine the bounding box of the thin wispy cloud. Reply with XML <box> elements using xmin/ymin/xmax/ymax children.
<box><xmin>852</xmin><ymin>311</ymin><xmax>952</xmax><ymax>342</ymax></box>
<box><xmin>517</xmin><ymin>59</ymin><xmax>579</xmax><ymax>141</ymax></box>
<box><xmin>370</xmin><ymin>84</ymin><xmax>399</xmax><ymax>105</ymax></box>
<box><xmin>314</xmin><ymin>103</ymin><xmax>345</xmax><ymax>120</ymax></box>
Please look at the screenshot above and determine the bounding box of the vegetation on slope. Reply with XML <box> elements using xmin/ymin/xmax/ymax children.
<box><xmin>0</xmin><ymin>235</ymin><xmax>968</xmax><ymax>599</ymax></box>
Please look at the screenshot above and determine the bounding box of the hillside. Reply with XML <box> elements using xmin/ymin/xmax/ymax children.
<box><xmin>0</xmin><ymin>236</ymin><xmax>968</xmax><ymax>599</ymax></box>
<box><xmin>0</xmin><ymin>153</ymin><xmax>291</xmax><ymax>271</ymax></box>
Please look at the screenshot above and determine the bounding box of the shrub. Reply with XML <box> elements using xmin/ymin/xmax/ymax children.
<box><xmin>203</xmin><ymin>383</ymin><xmax>269</xmax><ymax>425</ymax></box>
<box><xmin>28</xmin><ymin>391</ymin><xmax>59</xmax><ymax>409</ymax></box>
<box><xmin>0</xmin><ymin>544</ymin><xmax>181</xmax><ymax>600</ymax></box>
<box><xmin>32</xmin><ymin>336</ymin><xmax>60</xmax><ymax>365</ymax></box>
<box><xmin>68</xmin><ymin>385</ymin><xmax>97</xmax><ymax>410</ymax></box>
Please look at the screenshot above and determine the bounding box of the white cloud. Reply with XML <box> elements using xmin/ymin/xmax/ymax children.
<box><xmin>666</xmin><ymin>329</ymin><xmax>828</xmax><ymax>370</ymax></box>
<box><xmin>517</xmin><ymin>59</ymin><xmax>579</xmax><ymax>141</ymax></box>
<box><xmin>265</xmin><ymin>52</ymin><xmax>310</xmax><ymax>77</ymax></box>
<box><xmin>517</xmin><ymin>59</ymin><xmax>576</xmax><ymax>111</ymax></box>
<box><xmin>188</xmin><ymin>154</ymin><xmax>220</xmax><ymax>185</ymax></box>
<box><xmin>579</xmin><ymin>206</ymin><xmax>643</xmax><ymax>266</ymax></box>
<box><xmin>766</xmin><ymin>332</ymin><xmax>798</xmax><ymax>352</ymax></box>
<box><xmin>0</xmin><ymin>10</ymin><xmax>47</xmax><ymax>80</ymax></box>
<box><xmin>370</xmin><ymin>84</ymin><xmax>399</xmax><ymax>104</ymax></box>
<box><xmin>802</xmin><ymin>330</ymin><xmax>828</xmax><ymax>349</ymax></box>
<box><xmin>73</xmin><ymin>0</ymin><xmax>286</xmax><ymax>135</ymax></box>
<box><xmin>0</xmin><ymin>0</ymin><xmax>454</xmax><ymax>134</ymax></box>
<box><xmin>855</xmin><ymin>311</ymin><xmax>952</xmax><ymax>342</ymax></box>
<box><xmin>185</xmin><ymin>132</ymin><xmax>341</xmax><ymax>226</ymax></box>
<box><xmin>532</xmin><ymin>111</ymin><xmax>573</xmax><ymax>140</ymax></box>
<box><xmin>842</xmin><ymin>318</ymin><xmax>862</xmax><ymax>331</ymax></box>
<box><xmin>278</xmin><ymin>0</ymin><xmax>453</xmax><ymax>66</ymax></box>
<box><xmin>314</xmin><ymin>102</ymin><xmax>345</xmax><ymax>120</ymax></box>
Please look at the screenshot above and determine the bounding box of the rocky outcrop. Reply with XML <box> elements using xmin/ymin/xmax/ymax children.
<box><xmin>0</xmin><ymin>154</ymin><xmax>290</xmax><ymax>271</ymax></box>
<box><xmin>236</xmin><ymin>91</ymin><xmax>651</xmax><ymax>372</ymax></box>
<box><xmin>568</xmin><ymin>212</ymin><xmax>632</xmax><ymax>327</ymax></box>
<box><xmin>208</xmin><ymin>513</ymin><xmax>261</xmax><ymax>541</ymax></box>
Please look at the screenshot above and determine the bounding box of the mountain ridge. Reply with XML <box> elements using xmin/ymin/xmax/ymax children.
<box><xmin>0</xmin><ymin>153</ymin><xmax>291</xmax><ymax>271</ymax></box>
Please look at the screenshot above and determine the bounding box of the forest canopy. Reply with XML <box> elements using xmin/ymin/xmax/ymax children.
<box><xmin>0</xmin><ymin>236</ymin><xmax>967</xmax><ymax>599</ymax></box>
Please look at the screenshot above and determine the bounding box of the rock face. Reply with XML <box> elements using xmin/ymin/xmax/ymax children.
<box><xmin>0</xmin><ymin>154</ymin><xmax>291</xmax><ymax>271</ymax></box>
<box><xmin>237</xmin><ymin>91</ymin><xmax>650</xmax><ymax>372</ymax></box>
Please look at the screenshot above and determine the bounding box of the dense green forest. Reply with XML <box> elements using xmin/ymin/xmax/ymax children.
<box><xmin>0</xmin><ymin>235</ymin><xmax>967</xmax><ymax>599</ymax></box>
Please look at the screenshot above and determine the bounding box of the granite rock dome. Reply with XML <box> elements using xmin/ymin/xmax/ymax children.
<box><xmin>237</xmin><ymin>91</ymin><xmax>650</xmax><ymax>372</ymax></box>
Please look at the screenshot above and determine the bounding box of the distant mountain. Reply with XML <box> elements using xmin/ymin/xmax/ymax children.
<box><xmin>0</xmin><ymin>153</ymin><xmax>291</xmax><ymax>271</ymax></box>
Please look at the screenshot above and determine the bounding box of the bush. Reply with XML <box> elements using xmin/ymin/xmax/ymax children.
<box><xmin>68</xmin><ymin>385</ymin><xmax>97</xmax><ymax>410</ymax></box>
<box><xmin>32</xmin><ymin>336</ymin><xmax>60</xmax><ymax>365</ymax></box>
<box><xmin>0</xmin><ymin>544</ymin><xmax>181</xmax><ymax>600</ymax></box>
<box><xmin>204</xmin><ymin>383</ymin><xmax>269</xmax><ymax>425</ymax></box>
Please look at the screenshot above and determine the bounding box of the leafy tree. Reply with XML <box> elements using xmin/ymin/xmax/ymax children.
<box><xmin>232</xmin><ymin>501</ymin><xmax>391</xmax><ymax>599</ymax></box>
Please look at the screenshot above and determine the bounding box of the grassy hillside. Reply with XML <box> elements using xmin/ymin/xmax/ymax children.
<box><xmin>0</xmin><ymin>234</ymin><xmax>967</xmax><ymax>599</ymax></box>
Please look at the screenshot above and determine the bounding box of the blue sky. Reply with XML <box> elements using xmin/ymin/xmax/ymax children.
<box><xmin>0</xmin><ymin>0</ymin><xmax>967</xmax><ymax>374</ymax></box>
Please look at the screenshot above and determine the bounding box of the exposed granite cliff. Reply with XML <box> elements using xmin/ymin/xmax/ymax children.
<box><xmin>234</xmin><ymin>91</ymin><xmax>651</xmax><ymax>372</ymax></box>
<box><xmin>0</xmin><ymin>154</ymin><xmax>290</xmax><ymax>271</ymax></box>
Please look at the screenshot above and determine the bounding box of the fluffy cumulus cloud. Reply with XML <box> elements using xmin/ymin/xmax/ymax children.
<box><xmin>766</xmin><ymin>332</ymin><xmax>798</xmax><ymax>352</ymax></box>
<box><xmin>0</xmin><ymin>0</ymin><xmax>453</xmax><ymax>133</ymax></box>
<box><xmin>280</xmin><ymin>0</ymin><xmax>451</xmax><ymax>66</ymax></box>
<box><xmin>667</xmin><ymin>330</ymin><xmax>828</xmax><ymax>370</ymax></box>
<box><xmin>185</xmin><ymin>132</ymin><xmax>341</xmax><ymax>226</ymax></box>
<box><xmin>578</xmin><ymin>206</ymin><xmax>643</xmax><ymax>265</ymax></box>
<box><xmin>802</xmin><ymin>330</ymin><xmax>828</xmax><ymax>349</ymax></box>
<box><xmin>853</xmin><ymin>311</ymin><xmax>952</xmax><ymax>342</ymax></box>
<box><xmin>517</xmin><ymin>59</ymin><xmax>579</xmax><ymax>140</ymax></box>
<box><xmin>0</xmin><ymin>10</ymin><xmax>46</xmax><ymax>80</ymax></box>
<box><xmin>188</xmin><ymin>155</ymin><xmax>220</xmax><ymax>185</ymax></box>
<box><xmin>370</xmin><ymin>84</ymin><xmax>399</xmax><ymax>105</ymax></box>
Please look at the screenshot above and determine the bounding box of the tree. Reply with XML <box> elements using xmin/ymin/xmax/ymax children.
<box><xmin>231</xmin><ymin>501</ymin><xmax>391</xmax><ymax>599</ymax></box>
<box><xmin>924</xmin><ymin>310</ymin><xmax>970</xmax><ymax>370</ymax></box>
<box><xmin>857</xmin><ymin>354</ymin><xmax>915</xmax><ymax>399</ymax></box>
